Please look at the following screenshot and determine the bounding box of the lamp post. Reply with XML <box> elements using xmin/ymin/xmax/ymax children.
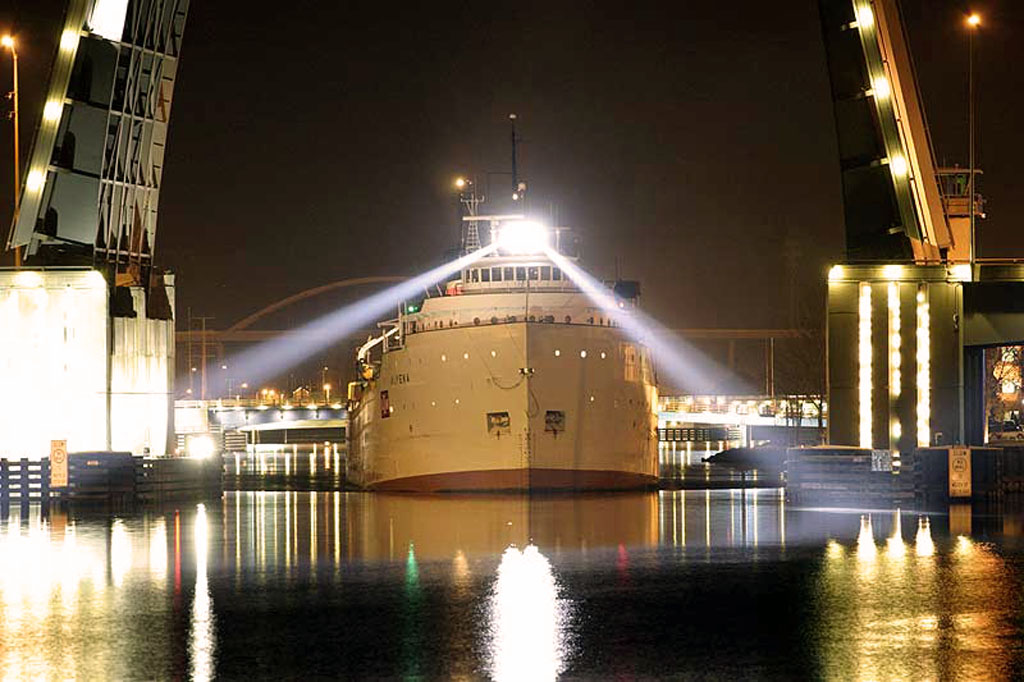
<box><xmin>1</xmin><ymin>35</ymin><xmax>19</xmax><ymax>267</ymax></box>
<box><xmin>967</xmin><ymin>13</ymin><xmax>981</xmax><ymax>264</ymax></box>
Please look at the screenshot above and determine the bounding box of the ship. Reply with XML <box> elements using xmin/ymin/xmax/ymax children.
<box><xmin>347</xmin><ymin>205</ymin><xmax>659</xmax><ymax>492</ymax></box>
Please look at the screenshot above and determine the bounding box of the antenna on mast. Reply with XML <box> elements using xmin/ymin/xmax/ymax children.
<box><xmin>509</xmin><ymin>113</ymin><xmax>526</xmax><ymax>202</ymax></box>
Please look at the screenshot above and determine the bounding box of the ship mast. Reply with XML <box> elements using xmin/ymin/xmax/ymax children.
<box><xmin>457</xmin><ymin>177</ymin><xmax>484</xmax><ymax>253</ymax></box>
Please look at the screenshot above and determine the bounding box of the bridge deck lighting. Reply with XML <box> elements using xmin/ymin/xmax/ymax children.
<box><xmin>43</xmin><ymin>100</ymin><xmax>62</xmax><ymax>122</ymax></box>
<box><xmin>25</xmin><ymin>169</ymin><xmax>44</xmax><ymax>192</ymax></box>
<box><xmin>872</xmin><ymin>76</ymin><xmax>891</xmax><ymax>99</ymax></box>
<box><xmin>967</xmin><ymin>14</ymin><xmax>981</xmax><ymax>27</ymax></box>
<box><xmin>889</xmin><ymin>155</ymin><xmax>909</xmax><ymax>177</ymax></box>
<box><xmin>1</xmin><ymin>35</ymin><xmax>13</xmax><ymax>49</ymax></box>
<box><xmin>857</xmin><ymin>6</ymin><xmax>874</xmax><ymax>29</ymax></box>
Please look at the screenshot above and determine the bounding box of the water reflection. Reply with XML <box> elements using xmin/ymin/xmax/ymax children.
<box><xmin>1</xmin><ymin>491</ymin><xmax>1024</xmax><ymax>678</ymax></box>
<box><xmin>816</xmin><ymin>510</ymin><xmax>1019</xmax><ymax>680</ymax></box>
<box><xmin>488</xmin><ymin>545</ymin><xmax>568</xmax><ymax>681</ymax></box>
<box><xmin>916</xmin><ymin>517</ymin><xmax>935</xmax><ymax>556</ymax></box>
<box><xmin>190</xmin><ymin>503</ymin><xmax>215</xmax><ymax>682</ymax></box>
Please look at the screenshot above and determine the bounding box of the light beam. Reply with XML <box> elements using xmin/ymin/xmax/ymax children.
<box><xmin>544</xmin><ymin>247</ymin><xmax>742</xmax><ymax>393</ymax></box>
<box><xmin>225</xmin><ymin>244</ymin><xmax>496</xmax><ymax>386</ymax></box>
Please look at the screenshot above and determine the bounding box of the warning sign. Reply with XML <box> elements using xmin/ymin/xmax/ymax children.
<box><xmin>50</xmin><ymin>439</ymin><xmax>68</xmax><ymax>487</ymax></box>
<box><xmin>948</xmin><ymin>446</ymin><xmax>972</xmax><ymax>498</ymax></box>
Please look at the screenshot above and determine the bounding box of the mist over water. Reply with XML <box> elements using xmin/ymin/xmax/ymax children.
<box><xmin>3</xmin><ymin>491</ymin><xmax>1024</xmax><ymax>679</ymax></box>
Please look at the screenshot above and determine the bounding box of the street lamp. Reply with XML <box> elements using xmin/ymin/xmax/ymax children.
<box><xmin>1</xmin><ymin>34</ymin><xmax>19</xmax><ymax>267</ymax></box>
<box><xmin>967</xmin><ymin>13</ymin><xmax>981</xmax><ymax>264</ymax></box>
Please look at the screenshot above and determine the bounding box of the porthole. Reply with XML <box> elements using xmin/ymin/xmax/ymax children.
<box><xmin>491</xmin><ymin>350</ymin><xmax>497</xmax><ymax>358</ymax></box>
<box><xmin>554</xmin><ymin>349</ymin><xmax>561</xmax><ymax>357</ymax></box>
<box><xmin>564</xmin><ymin>315</ymin><xmax>572</xmax><ymax>324</ymax></box>
<box><xmin>474</xmin><ymin>317</ymin><xmax>481</xmax><ymax>325</ymax></box>
<box><xmin>463</xmin><ymin>352</ymin><xmax>470</xmax><ymax>360</ymax></box>
<box><xmin>491</xmin><ymin>316</ymin><xmax>499</xmax><ymax>324</ymax></box>
<box><xmin>441</xmin><ymin>354</ymin><xmax>447</xmax><ymax>362</ymax></box>
<box><xmin>600</xmin><ymin>351</ymin><xmax>607</xmax><ymax>359</ymax></box>
<box><xmin>589</xmin><ymin>395</ymin><xmax>595</xmax><ymax>402</ymax></box>
<box><xmin>580</xmin><ymin>350</ymin><xmax>587</xmax><ymax>358</ymax></box>
<box><xmin>454</xmin><ymin>398</ymin><xmax>461</xmax><ymax>405</ymax></box>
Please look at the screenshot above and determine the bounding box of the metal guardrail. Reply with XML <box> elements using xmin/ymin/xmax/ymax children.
<box><xmin>658</xmin><ymin>427</ymin><xmax>741</xmax><ymax>443</ymax></box>
<box><xmin>0</xmin><ymin>459</ymin><xmax>51</xmax><ymax>503</ymax></box>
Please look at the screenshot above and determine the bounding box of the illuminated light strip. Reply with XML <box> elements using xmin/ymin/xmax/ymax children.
<box><xmin>888</xmin><ymin>282</ymin><xmax>901</xmax><ymax>399</ymax></box>
<box><xmin>888</xmin><ymin>281</ymin><xmax>901</xmax><ymax>470</ymax></box>
<box><xmin>859</xmin><ymin>282</ymin><xmax>872</xmax><ymax>449</ymax></box>
<box><xmin>916</xmin><ymin>285</ymin><xmax>930</xmax><ymax>447</ymax></box>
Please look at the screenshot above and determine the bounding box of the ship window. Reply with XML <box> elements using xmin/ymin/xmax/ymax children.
<box><xmin>541</xmin><ymin>266</ymin><xmax>551</xmax><ymax>280</ymax></box>
<box><xmin>545</xmin><ymin>410</ymin><xmax>565</xmax><ymax>433</ymax></box>
<box><xmin>553</xmin><ymin>268</ymin><xmax>562</xmax><ymax>280</ymax></box>
<box><xmin>470</xmin><ymin>269</ymin><xmax>479</xmax><ymax>282</ymax></box>
<box><xmin>516</xmin><ymin>267</ymin><xmax>526</xmax><ymax>281</ymax></box>
<box><xmin>492</xmin><ymin>267</ymin><xmax>502</xmax><ymax>281</ymax></box>
<box><xmin>504</xmin><ymin>267</ymin><xmax>514</xmax><ymax>281</ymax></box>
<box><xmin>481</xmin><ymin>268</ymin><xmax>491</xmax><ymax>282</ymax></box>
<box><xmin>529</xmin><ymin>266</ymin><xmax>540</xmax><ymax>280</ymax></box>
<box><xmin>487</xmin><ymin>411</ymin><xmax>511</xmax><ymax>437</ymax></box>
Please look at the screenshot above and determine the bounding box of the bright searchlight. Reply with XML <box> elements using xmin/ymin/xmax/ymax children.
<box><xmin>497</xmin><ymin>221</ymin><xmax>549</xmax><ymax>254</ymax></box>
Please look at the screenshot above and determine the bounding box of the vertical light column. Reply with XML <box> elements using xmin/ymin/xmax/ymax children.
<box><xmin>916</xmin><ymin>285</ymin><xmax>931</xmax><ymax>447</ymax></box>
<box><xmin>888</xmin><ymin>281</ymin><xmax>902</xmax><ymax>470</ymax></box>
<box><xmin>859</xmin><ymin>282</ymin><xmax>873</xmax><ymax>449</ymax></box>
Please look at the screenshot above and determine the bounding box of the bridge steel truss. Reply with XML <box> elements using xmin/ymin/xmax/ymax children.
<box><xmin>7</xmin><ymin>0</ymin><xmax>189</xmax><ymax>282</ymax></box>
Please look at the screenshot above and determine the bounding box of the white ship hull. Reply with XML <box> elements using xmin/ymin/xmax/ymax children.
<box><xmin>349</xmin><ymin>290</ymin><xmax>659</xmax><ymax>491</ymax></box>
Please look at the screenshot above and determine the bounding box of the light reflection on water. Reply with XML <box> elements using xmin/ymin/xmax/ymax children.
<box><xmin>488</xmin><ymin>545</ymin><xmax>569</xmax><ymax>681</ymax></box>
<box><xmin>0</xmin><ymin>490</ymin><xmax>1023</xmax><ymax>678</ymax></box>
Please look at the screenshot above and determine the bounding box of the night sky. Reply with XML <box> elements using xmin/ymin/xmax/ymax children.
<box><xmin>1</xmin><ymin>0</ymin><xmax>1022</xmax><ymax>337</ymax></box>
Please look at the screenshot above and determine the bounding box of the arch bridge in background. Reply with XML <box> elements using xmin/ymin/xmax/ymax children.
<box><xmin>175</xmin><ymin>276</ymin><xmax>407</xmax><ymax>343</ymax></box>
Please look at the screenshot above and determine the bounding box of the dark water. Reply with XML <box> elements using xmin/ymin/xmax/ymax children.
<box><xmin>3</xmin><ymin>490</ymin><xmax>1024</xmax><ymax>680</ymax></box>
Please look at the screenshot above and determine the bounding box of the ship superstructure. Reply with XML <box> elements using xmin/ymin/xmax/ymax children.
<box><xmin>347</xmin><ymin>213</ymin><xmax>658</xmax><ymax>491</ymax></box>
